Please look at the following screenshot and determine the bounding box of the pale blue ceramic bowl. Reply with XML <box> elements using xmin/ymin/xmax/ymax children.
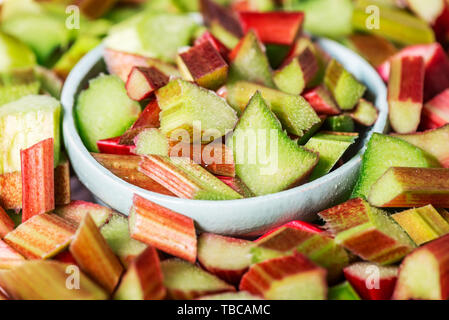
<box><xmin>61</xmin><ymin>38</ymin><xmax>388</xmax><ymax>236</ymax></box>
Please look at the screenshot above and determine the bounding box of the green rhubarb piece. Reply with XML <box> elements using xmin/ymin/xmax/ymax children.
<box><xmin>325</xmin><ymin>59</ymin><xmax>366</xmax><ymax>111</ymax></box>
<box><xmin>53</xmin><ymin>36</ymin><xmax>101</xmax><ymax>78</ymax></box>
<box><xmin>134</xmin><ymin>128</ymin><xmax>170</xmax><ymax>156</ymax></box>
<box><xmin>210</xmin><ymin>21</ymin><xmax>240</xmax><ymax>49</ymax></box>
<box><xmin>328</xmin><ymin>282</ymin><xmax>361</xmax><ymax>300</ymax></box>
<box><xmin>100</xmin><ymin>213</ymin><xmax>147</xmax><ymax>267</ymax></box>
<box><xmin>33</xmin><ymin>66</ymin><xmax>63</xmax><ymax>99</ymax></box>
<box><xmin>393</xmin><ymin>205</ymin><xmax>449</xmax><ymax>246</ymax></box>
<box><xmin>2</xmin><ymin>13</ymin><xmax>71</xmax><ymax>64</ymax></box>
<box><xmin>0</xmin><ymin>81</ymin><xmax>40</xmax><ymax>106</ymax></box>
<box><xmin>352</xmin><ymin>0</ymin><xmax>435</xmax><ymax>46</ymax></box>
<box><xmin>350</xmin><ymin>98</ymin><xmax>378</xmax><ymax>126</ymax></box>
<box><xmin>0</xmin><ymin>32</ymin><xmax>36</xmax><ymax>73</ymax></box>
<box><xmin>228</xmin><ymin>31</ymin><xmax>275</xmax><ymax>88</ymax></box>
<box><xmin>137</xmin><ymin>13</ymin><xmax>198</xmax><ymax>63</ymax></box>
<box><xmin>227</xmin><ymin>81</ymin><xmax>321</xmax><ymax>137</ymax></box>
<box><xmin>0</xmin><ymin>95</ymin><xmax>61</xmax><ymax>174</ymax></box>
<box><xmin>172</xmin><ymin>0</ymin><xmax>200</xmax><ymax>12</ymax></box>
<box><xmin>265</xmin><ymin>44</ymin><xmax>291</xmax><ymax>69</ymax></box>
<box><xmin>229</xmin><ymin>92</ymin><xmax>319</xmax><ymax>196</ymax></box>
<box><xmin>351</xmin><ymin>133</ymin><xmax>440</xmax><ymax>199</ymax></box>
<box><xmin>75</xmin><ymin>75</ymin><xmax>140</xmax><ymax>152</ymax></box>
<box><xmin>305</xmin><ymin>132</ymin><xmax>358</xmax><ymax>180</ymax></box>
<box><xmin>156</xmin><ymin>79</ymin><xmax>238</xmax><ymax>143</ymax></box>
<box><xmin>285</xmin><ymin>0</ymin><xmax>353</xmax><ymax>39</ymax></box>
<box><xmin>297</xmin><ymin>117</ymin><xmax>325</xmax><ymax>145</ymax></box>
<box><xmin>324</xmin><ymin>115</ymin><xmax>355</xmax><ymax>132</ymax></box>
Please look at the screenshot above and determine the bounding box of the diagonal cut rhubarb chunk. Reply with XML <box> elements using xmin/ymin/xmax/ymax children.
<box><xmin>100</xmin><ymin>213</ymin><xmax>147</xmax><ymax>268</ymax></box>
<box><xmin>344</xmin><ymin>34</ymin><xmax>397</xmax><ymax>68</ymax></box>
<box><xmin>392</xmin><ymin>205</ymin><xmax>449</xmax><ymax>245</ymax></box>
<box><xmin>216</xmin><ymin>176</ymin><xmax>254</xmax><ymax>198</ymax></box>
<box><xmin>368</xmin><ymin>167</ymin><xmax>449</xmax><ymax>208</ymax></box>
<box><xmin>198</xmin><ymin>233</ymin><xmax>254</xmax><ymax>285</ymax></box>
<box><xmin>227</xmin><ymin>81</ymin><xmax>321</xmax><ymax>137</ymax></box>
<box><xmin>114</xmin><ymin>246</ymin><xmax>166</xmax><ymax>300</ymax></box>
<box><xmin>92</xmin><ymin>153</ymin><xmax>175</xmax><ymax>196</ymax></box>
<box><xmin>4</xmin><ymin>213</ymin><xmax>77</xmax><ymax>259</ymax></box>
<box><xmin>421</xmin><ymin>89</ymin><xmax>449</xmax><ymax>130</ymax></box>
<box><xmin>0</xmin><ymin>261</ymin><xmax>108</xmax><ymax>300</ymax></box>
<box><xmin>393</xmin><ymin>124</ymin><xmax>449</xmax><ymax>168</ymax></box>
<box><xmin>319</xmin><ymin>198</ymin><xmax>416</xmax><ymax>264</ymax></box>
<box><xmin>257</xmin><ymin>221</ymin><xmax>323</xmax><ymax>241</ymax></box>
<box><xmin>325</xmin><ymin>59</ymin><xmax>367</xmax><ymax>111</ymax></box>
<box><xmin>407</xmin><ymin>0</ymin><xmax>449</xmax><ymax>42</ymax></box>
<box><xmin>132</xmin><ymin>98</ymin><xmax>161</xmax><ymax>130</ymax></box>
<box><xmin>21</xmin><ymin>138</ymin><xmax>55</xmax><ymax>222</ymax></box>
<box><xmin>0</xmin><ymin>206</ymin><xmax>14</xmax><ymax>238</ymax></box>
<box><xmin>240</xmin><ymin>253</ymin><xmax>328</xmax><ymax>300</ymax></box>
<box><xmin>177</xmin><ymin>41</ymin><xmax>228</xmax><ymax>90</ymax></box>
<box><xmin>129</xmin><ymin>195</ymin><xmax>197</xmax><ymax>263</ymax></box>
<box><xmin>70</xmin><ymin>213</ymin><xmax>124</xmax><ymax>294</ymax></box>
<box><xmin>194</xmin><ymin>31</ymin><xmax>230</xmax><ymax>60</ymax></box>
<box><xmin>328</xmin><ymin>281</ymin><xmax>361</xmax><ymax>300</ymax></box>
<box><xmin>139</xmin><ymin>155</ymin><xmax>242</xmax><ymax>200</ymax></box>
<box><xmin>324</xmin><ymin>115</ymin><xmax>355</xmax><ymax>132</ymax></box>
<box><xmin>388</xmin><ymin>55</ymin><xmax>424</xmax><ymax>133</ymax></box>
<box><xmin>238</xmin><ymin>11</ymin><xmax>304</xmax><ymax>46</ymax></box>
<box><xmin>393</xmin><ymin>233</ymin><xmax>449</xmax><ymax>300</ymax></box>
<box><xmin>273</xmin><ymin>47</ymin><xmax>319</xmax><ymax>95</ymax></box>
<box><xmin>0</xmin><ymin>239</ymin><xmax>25</xmax><ymax>270</ymax></box>
<box><xmin>200</xmin><ymin>0</ymin><xmax>243</xmax><ymax>38</ymax></box>
<box><xmin>97</xmin><ymin>137</ymin><xmax>135</xmax><ymax>156</ymax></box>
<box><xmin>351</xmin><ymin>133</ymin><xmax>439</xmax><ymax>199</ymax></box>
<box><xmin>252</xmin><ymin>225</ymin><xmax>350</xmax><ymax>282</ymax></box>
<box><xmin>303</xmin><ymin>85</ymin><xmax>341</xmax><ymax>116</ymax></box>
<box><xmin>162</xmin><ymin>258</ymin><xmax>235</xmax><ymax>300</ymax></box>
<box><xmin>349</xmin><ymin>98</ymin><xmax>378</xmax><ymax>127</ymax></box>
<box><xmin>54</xmin><ymin>200</ymin><xmax>115</xmax><ymax>228</ymax></box>
<box><xmin>54</xmin><ymin>155</ymin><xmax>71</xmax><ymax>206</ymax></box>
<box><xmin>378</xmin><ymin>43</ymin><xmax>449</xmax><ymax>101</ymax></box>
<box><xmin>126</xmin><ymin>66</ymin><xmax>169</xmax><ymax>101</ymax></box>
<box><xmin>344</xmin><ymin>262</ymin><xmax>398</xmax><ymax>300</ymax></box>
<box><xmin>227</xmin><ymin>30</ymin><xmax>275</xmax><ymax>88</ymax></box>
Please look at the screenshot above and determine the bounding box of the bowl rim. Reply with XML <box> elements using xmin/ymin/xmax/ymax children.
<box><xmin>62</xmin><ymin>38</ymin><xmax>388</xmax><ymax>207</ymax></box>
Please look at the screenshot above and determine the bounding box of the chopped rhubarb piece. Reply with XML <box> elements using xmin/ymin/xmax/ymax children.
<box><xmin>4</xmin><ymin>213</ymin><xmax>77</xmax><ymax>259</ymax></box>
<box><xmin>0</xmin><ymin>261</ymin><xmax>108</xmax><ymax>300</ymax></box>
<box><xmin>393</xmin><ymin>233</ymin><xmax>449</xmax><ymax>300</ymax></box>
<box><xmin>132</xmin><ymin>98</ymin><xmax>161</xmax><ymax>130</ymax></box>
<box><xmin>392</xmin><ymin>205</ymin><xmax>449</xmax><ymax>245</ymax></box>
<box><xmin>70</xmin><ymin>213</ymin><xmax>124</xmax><ymax>294</ymax></box>
<box><xmin>393</xmin><ymin>124</ymin><xmax>449</xmax><ymax>168</ymax></box>
<box><xmin>240</xmin><ymin>253</ymin><xmax>328</xmax><ymax>300</ymax></box>
<box><xmin>162</xmin><ymin>258</ymin><xmax>235</xmax><ymax>300</ymax></box>
<box><xmin>0</xmin><ymin>172</ymin><xmax>22</xmax><ymax>210</ymax></box>
<box><xmin>100</xmin><ymin>213</ymin><xmax>147</xmax><ymax>268</ymax></box>
<box><xmin>54</xmin><ymin>200</ymin><xmax>115</xmax><ymax>228</ymax></box>
<box><xmin>177</xmin><ymin>42</ymin><xmax>228</xmax><ymax>90</ymax></box>
<box><xmin>319</xmin><ymin>198</ymin><xmax>416</xmax><ymax>264</ymax></box>
<box><xmin>194</xmin><ymin>31</ymin><xmax>230</xmax><ymax>60</ymax></box>
<box><xmin>368</xmin><ymin>167</ymin><xmax>449</xmax><ymax>208</ymax></box>
<box><xmin>200</xmin><ymin>0</ymin><xmax>243</xmax><ymax>38</ymax></box>
<box><xmin>325</xmin><ymin>115</ymin><xmax>355</xmax><ymax>132</ymax></box>
<box><xmin>230</xmin><ymin>92</ymin><xmax>319</xmax><ymax>196</ymax></box>
<box><xmin>378</xmin><ymin>43</ymin><xmax>449</xmax><ymax>101</ymax></box>
<box><xmin>210</xmin><ymin>21</ymin><xmax>241</xmax><ymax>50</ymax></box>
<box><xmin>345</xmin><ymin>34</ymin><xmax>397</xmax><ymax>68</ymax></box>
<box><xmin>407</xmin><ymin>0</ymin><xmax>449</xmax><ymax>42</ymax></box>
<box><xmin>238</xmin><ymin>11</ymin><xmax>304</xmax><ymax>45</ymax></box>
<box><xmin>0</xmin><ymin>206</ymin><xmax>14</xmax><ymax>238</ymax></box>
<box><xmin>139</xmin><ymin>155</ymin><xmax>242</xmax><ymax>200</ymax></box>
<box><xmin>352</xmin><ymin>0</ymin><xmax>435</xmax><ymax>46</ymax></box>
<box><xmin>97</xmin><ymin>137</ymin><xmax>135</xmax><ymax>156</ymax></box>
<box><xmin>328</xmin><ymin>281</ymin><xmax>361</xmax><ymax>300</ymax></box>
<box><xmin>92</xmin><ymin>153</ymin><xmax>175</xmax><ymax>196</ymax></box>
<box><xmin>351</xmin><ymin>133</ymin><xmax>439</xmax><ymax>199</ymax></box>
<box><xmin>228</xmin><ymin>30</ymin><xmax>275</xmax><ymax>88</ymax></box>
<box><xmin>21</xmin><ymin>138</ymin><xmax>55</xmax><ymax>222</ymax></box>
<box><xmin>156</xmin><ymin>79</ymin><xmax>238</xmax><ymax>142</ymax></box>
<box><xmin>53</xmin><ymin>250</ymin><xmax>78</xmax><ymax>266</ymax></box>
<box><xmin>253</xmin><ymin>226</ymin><xmax>350</xmax><ymax>282</ymax></box>
<box><xmin>216</xmin><ymin>176</ymin><xmax>254</xmax><ymax>198</ymax></box>
<box><xmin>388</xmin><ymin>55</ymin><xmax>425</xmax><ymax>133</ymax></box>
<box><xmin>198</xmin><ymin>291</ymin><xmax>262</xmax><ymax>300</ymax></box>
<box><xmin>129</xmin><ymin>195</ymin><xmax>197</xmax><ymax>263</ymax></box>
<box><xmin>115</xmin><ymin>246</ymin><xmax>166</xmax><ymax>300</ymax></box>
<box><xmin>305</xmin><ymin>132</ymin><xmax>358</xmax><ymax>180</ymax></box>
<box><xmin>227</xmin><ymin>81</ymin><xmax>321</xmax><ymax>137</ymax></box>
<box><xmin>257</xmin><ymin>221</ymin><xmax>323</xmax><ymax>241</ymax></box>
<box><xmin>303</xmin><ymin>86</ymin><xmax>341</xmax><ymax>115</ymax></box>
<box><xmin>54</xmin><ymin>156</ymin><xmax>71</xmax><ymax>206</ymax></box>
<box><xmin>349</xmin><ymin>99</ymin><xmax>378</xmax><ymax>127</ymax></box>
<box><xmin>198</xmin><ymin>233</ymin><xmax>254</xmax><ymax>285</ymax></box>
<box><xmin>126</xmin><ymin>66</ymin><xmax>169</xmax><ymax>101</ymax></box>
<box><xmin>325</xmin><ymin>59</ymin><xmax>367</xmax><ymax>111</ymax></box>
<box><xmin>344</xmin><ymin>262</ymin><xmax>398</xmax><ymax>300</ymax></box>
<box><xmin>422</xmin><ymin>88</ymin><xmax>449</xmax><ymax>130</ymax></box>
<box><xmin>273</xmin><ymin>47</ymin><xmax>319</xmax><ymax>95</ymax></box>
<box><xmin>0</xmin><ymin>239</ymin><xmax>25</xmax><ymax>270</ymax></box>
<box><xmin>75</xmin><ymin>0</ymin><xmax>116</xmax><ymax>19</ymax></box>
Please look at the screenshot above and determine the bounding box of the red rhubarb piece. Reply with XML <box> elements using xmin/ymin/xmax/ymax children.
<box><xmin>126</xmin><ymin>66</ymin><xmax>169</xmax><ymax>101</ymax></box>
<box><xmin>421</xmin><ymin>88</ymin><xmax>449</xmax><ymax>130</ymax></box>
<box><xmin>97</xmin><ymin>137</ymin><xmax>134</xmax><ymax>155</ymax></box>
<box><xmin>257</xmin><ymin>221</ymin><xmax>323</xmax><ymax>241</ymax></box>
<box><xmin>304</xmin><ymin>86</ymin><xmax>341</xmax><ymax>115</ymax></box>
<box><xmin>195</xmin><ymin>31</ymin><xmax>230</xmax><ymax>60</ymax></box>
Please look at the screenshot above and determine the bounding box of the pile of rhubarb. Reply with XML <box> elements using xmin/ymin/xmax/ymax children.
<box><xmin>77</xmin><ymin>0</ymin><xmax>381</xmax><ymax>201</ymax></box>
